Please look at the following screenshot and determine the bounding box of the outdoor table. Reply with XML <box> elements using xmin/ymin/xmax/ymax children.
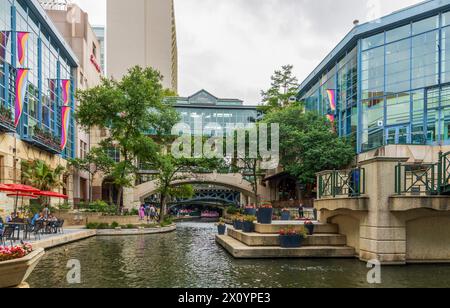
<box><xmin>5</xmin><ymin>222</ymin><xmax>28</xmax><ymax>241</ymax></box>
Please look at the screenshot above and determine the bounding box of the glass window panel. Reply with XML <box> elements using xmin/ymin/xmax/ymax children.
<box><xmin>362</xmin><ymin>32</ymin><xmax>384</xmax><ymax>50</ymax></box>
<box><xmin>386</xmin><ymin>93</ymin><xmax>410</xmax><ymax>126</ymax></box>
<box><xmin>412</xmin><ymin>15</ymin><xmax>439</xmax><ymax>35</ymax></box>
<box><xmin>386</xmin><ymin>24</ymin><xmax>411</xmax><ymax>43</ymax></box>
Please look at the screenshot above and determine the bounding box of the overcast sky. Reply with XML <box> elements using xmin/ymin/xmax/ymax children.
<box><xmin>73</xmin><ymin>0</ymin><xmax>423</xmax><ymax>105</ymax></box>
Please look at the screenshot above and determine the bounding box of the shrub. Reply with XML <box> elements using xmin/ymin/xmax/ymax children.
<box><xmin>160</xmin><ymin>216</ymin><xmax>173</xmax><ymax>227</ymax></box>
<box><xmin>97</xmin><ymin>223</ymin><xmax>110</xmax><ymax>230</ymax></box>
<box><xmin>86</xmin><ymin>222</ymin><xmax>99</xmax><ymax>230</ymax></box>
<box><xmin>110</xmin><ymin>221</ymin><xmax>120</xmax><ymax>229</ymax></box>
<box><xmin>226</xmin><ymin>206</ymin><xmax>239</xmax><ymax>215</ymax></box>
<box><xmin>129</xmin><ymin>208</ymin><xmax>139</xmax><ymax>216</ymax></box>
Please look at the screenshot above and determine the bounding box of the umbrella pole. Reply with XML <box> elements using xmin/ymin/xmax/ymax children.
<box><xmin>14</xmin><ymin>193</ymin><xmax>18</xmax><ymax>216</ymax></box>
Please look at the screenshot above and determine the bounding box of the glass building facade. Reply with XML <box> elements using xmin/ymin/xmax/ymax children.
<box><xmin>171</xmin><ymin>90</ymin><xmax>262</xmax><ymax>136</ymax></box>
<box><xmin>299</xmin><ymin>1</ymin><xmax>450</xmax><ymax>153</ymax></box>
<box><xmin>0</xmin><ymin>0</ymin><xmax>77</xmax><ymax>159</ymax></box>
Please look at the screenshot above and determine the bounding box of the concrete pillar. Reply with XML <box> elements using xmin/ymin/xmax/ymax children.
<box><xmin>358</xmin><ymin>157</ymin><xmax>409</xmax><ymax>264</ymax></box>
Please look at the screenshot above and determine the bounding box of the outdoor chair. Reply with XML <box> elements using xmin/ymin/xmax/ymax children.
<box><xmin>57</xmin><ymin>220</ymin><xmax>65</xmax><ymax>234</ymax></box>
<box><xmin>0</xmin><ymin>227</ymin><xmax>16</xmax><ymax>246</ymax></box>
<box><xmin>33</xmin><ymin>221</ymin><xmax>45</xmax><ymax>240</ymax></box>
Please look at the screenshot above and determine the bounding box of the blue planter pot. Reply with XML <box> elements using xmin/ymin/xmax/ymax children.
<box><xmin>281</xmin><ymin>211</ymin><xmax>291</xmax><ymax>221</ymax></box>
<box><xmin>217</xmin><ymin>224</ymin><xmax>226</xmax><ymax>235</ymax></box>
<box><xmin>257</xmin><ymin>208</ymin><xmax>273</xmax><ymax>224</ymax></box>
<box><xmin>279</xmin><ymin>235</ymin><xmax>304</xmax><ymax>248</ymax></box>
<box><xmin>305</xmin><ymin>224</ymin><xmax>315</xmax><ymax>235</ymax></box>
<box><xmin>244</xmin><ymin>208</ymin><xmax>257</xmax><ymax>216</ymax></box>
<box><xmin>233</xmin><ymin>220</ymin><xmax>243</xmax><ymax>230</ymax></box>
<box><xmin>242</xmin><ymin>221</ymin><xmax>255</xmax><ymax>233</ymax></box>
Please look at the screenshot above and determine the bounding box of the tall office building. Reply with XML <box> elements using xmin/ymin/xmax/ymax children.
<box><xmin>107</xmin><ymin>0</ymin><xmax>178</xmax><ymax>91</ymax></box>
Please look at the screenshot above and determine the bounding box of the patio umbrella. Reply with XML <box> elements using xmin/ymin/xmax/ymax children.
<box><xmin>35</xmin><ymin>191</ymin><xmax>69</xmax><ymax>199</ymax></box>
<box><xmin>1</xmin><ymin>184</ymin><xmax>40</xmax><ymax>215</ymax></box>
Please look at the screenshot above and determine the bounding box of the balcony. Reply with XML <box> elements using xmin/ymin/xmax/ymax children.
<box><xmin>0</xmin><ymin>107</ymin><xmax>16</xmax><ymax>133</ymax></box>
<box><xmin>24</xmin><ymin>126</ymin><xmax>62</xmax><ymax>155</ymax></box>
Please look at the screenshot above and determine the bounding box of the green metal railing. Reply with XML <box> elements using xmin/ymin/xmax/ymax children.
<box><xmin>395</xmin><ymin>163</ymin><xmax>438</xmax><ymax>195</ymax></box>
<box><xmin>318</xmin><ymin>168</ymin><xmax>366</xmax><ymax>199</ymax></box>
<box><xmin>395</xmin><ymin>151</ymin><xmax>450</xmax><ymax>196</ymax></box>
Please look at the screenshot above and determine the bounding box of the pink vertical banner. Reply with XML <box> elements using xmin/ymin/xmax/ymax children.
<box><xmin>15</xmin><ymin>68</ymin><xmax>29</xmax><ymax>127</ymax></box>
<box><xmin>61</xmin><ymin>79</ymin><xmax>71</xmax><ymax>106</ymax></box>
<box><xmin>17</xmin><ymin>32</ymin><xmax>29</xmax><ymax>66</ymax></box>
<box><xmin>60</xmin><ymin>106</ymin><xmax>71</xmax><ymax>150</ymax></box>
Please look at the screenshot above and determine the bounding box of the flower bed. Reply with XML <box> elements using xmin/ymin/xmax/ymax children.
<box><xmin>0</xmin><ymin>243</ymin><xmax>33</xmax><ymax>262</ymax></box>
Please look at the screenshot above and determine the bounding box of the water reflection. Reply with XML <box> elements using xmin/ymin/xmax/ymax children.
<box><xmin>28</xmin><ymin>222</ymin><xmax>450</xmax><ymax>288</ymax></box>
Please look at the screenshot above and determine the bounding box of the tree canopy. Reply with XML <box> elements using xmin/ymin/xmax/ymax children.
<box><xmin>263</xmin><ymin>105</ymin><xmax>355</xmax><ymax>185</ymax></box>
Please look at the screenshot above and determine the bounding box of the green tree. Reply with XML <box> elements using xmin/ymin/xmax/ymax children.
<box><xmin>260</xmin><ymin>65</ymin><xmax>299</xmax><ymax>113</ymax></box>
<box><xmin>75</xmin><ymin>66</ymin><xmax>179</xmax><ymax>209</ymax></box>
<box><xmin>263</xmin><ymin>105</ymin><xmax>355</xmax><ymax>190</ymax></box>
<box><xmin>21</xmin><ymin>160</ymin><xmax>66</xmax><ymax>207</ymax></box>
<box><xmin>68</xmin><ymin>147</ymin><xmax>115</xmax><ymax>202</ymax></box>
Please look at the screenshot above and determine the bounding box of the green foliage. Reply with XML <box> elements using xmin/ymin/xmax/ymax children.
<box><xmin>226</xmin><ymin>206</ymin><xmax>240</xmax><ymax>215</ymax></box>
<box><xmin>21</xmin><ymin>160</ymin><xmax>66</xmax><ymax>191</ymax></box>
<box><xmin>260</xmin><ymin>65</ymin><xmax>299</xmax><ymax>113</ymax></box>
<box><xmin>160</xmin><ymin>216</ymin><xmax>173</xmax><ymax>227</ymax></box>
<box><xmin>129</xmin><ymin>208</ymin><xmax>139</xmax><ymax>216</ymax></box>
<box><xmin>263</xmin><ymin>105</ymin><xmax>355</xmax><ymax>185</ymax></box>
<box><xmin>78</xmin><ymin>200</ymin><xmax>116</xmax><ymax>214</ymax></box>
<box><xmin>110</xmin><ymin>221</ymin><xmax>120</xmax><ymax>229</ymax></box>
<box><xmin>75</xmin><ymin>66</ymin><xmax>180</xmax><ymax>207</ymax></box>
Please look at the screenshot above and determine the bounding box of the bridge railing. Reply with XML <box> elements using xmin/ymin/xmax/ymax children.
<box><xmin>318</xmin><ymin>168</ymin><xmax>366</xmax><ymax>199</ymax></box>
<box><xmin>395</xmin><ymin>162</ymin><xmax>438</xmax><ymax>196</ymax></box>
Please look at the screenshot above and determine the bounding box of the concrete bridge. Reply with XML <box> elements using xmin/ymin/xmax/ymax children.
<box><xmin>133</xmin><ymin>172</ymin><xmax>270</xmax><ymax>206</ymax></box>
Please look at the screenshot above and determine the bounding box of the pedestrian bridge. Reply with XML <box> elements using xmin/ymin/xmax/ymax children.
<box><xmin>133</xmin><ymin>172</ymin><xmax>269</xmax><ymax>204</ymax></box>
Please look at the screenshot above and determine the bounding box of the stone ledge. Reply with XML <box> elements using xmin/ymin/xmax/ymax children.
<box><xmin>96</xmin><ymin>224</ymin><xmax>176</xmax><ymax>236</ymax></box>
<box><xmin>315</xmin><ymin>197</ymin><xmax>369</xmax><ymax>211</ymax></box>
<box><xmin>31</xmin><ymin>230</ymin><xmax>97</xmax><ymax>250</ymax></box>
<box><xmin>216</xmin><ymin>235</ymin><xmax>356</xmax><ymax>259</ymax></box>
<box><xmin>390</xmin><ymin>196</ymin><xmax>450</xmax><ymax>212</ymax></box>
<box><xmin>228</xmin><ymin>228</ymin><xmax>347</xmax><ymax>247</ymax></box>
<box><xmin>254</xmin><ymin>223</ymin><xmax>338</xmax><ymax>234</ymax></box>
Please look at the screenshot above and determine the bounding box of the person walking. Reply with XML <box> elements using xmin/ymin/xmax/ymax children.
<box><xmin>144</xmin><ymin>204</ymin><xmax>150</xmax><ymax>223</ymax></box>
<box><xmin>138</xmin><ymin>204</ymin><xmax>145</xmax><ymax>221</ymax></box>
<box><xmin>149</xmin><ymin>204</ymin><xmax>156</xmax><ymax>222</ymax></box>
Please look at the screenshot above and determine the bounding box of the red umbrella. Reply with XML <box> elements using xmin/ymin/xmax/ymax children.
<box><xmin>0</xmin><ymin>184</ymin><xmax>17</xmax><ymax>192</ymax></box>
<box><xmin>6</xmin><ymin>193</ymin><xmax>38</xmax><ymax>199</ymax></box>
<box><xmin>1</xmin><ymin>184</ymin><xmax>40</xmax><ymax>214</ymax></box>
<box><xmin>36</xmin><ymin>191</ymin><xmax>69</xmax><ymax>199</ymax></box>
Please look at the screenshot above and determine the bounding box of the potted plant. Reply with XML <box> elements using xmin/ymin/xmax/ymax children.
<box><xmin>242</xmin><ymin>215</ymin><xmax>256</xmax><ymax>233</ymax></box>
<box><xmin>216</xmin><ymin>219</ymin><xmax>227</xmax><ymax>235</ymax></box>
<box><xmin>304</xmin><ymin>220</ymin><xmax>315</xmax><ymax>235</ymax></box>
<box><xmin>257</xmin><ymin>202</ymin><xmax>273</xmax><ymax>224</ymax></box>
<box><xmin>244</xmin><ymin>204</ymin><xmax>257</xmax><ymax>216</ymax></box>
<box><xmin>0</xmin><ymin>243</ymin><xmax>45</xmax><ymax>288</ymax></box>
<box><xmin>280</xmin><ymin>208</ymin><xmax>291</xmax><ymax>221</ymax></box>
<box><xmin>232</xmin><ymin>215</ymin><xmax>243</xmax><ymax>230</ymax></box>
<box><xmin>279</xmin><ymin>227</ymin><xmax>308</xmax><ymax>248</ymax></box>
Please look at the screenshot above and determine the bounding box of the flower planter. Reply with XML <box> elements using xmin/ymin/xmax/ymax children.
<box><xmin>244</xmin><ymin>208</ymin><xmax>257</xmax><ymax>216</ymax></box>
<box><xmin>242</xmin><ymin>221</ymin><xmax>255</xmax><ymax>233</ymax></box>
<box><xmin>233</xmin><ymin>220</ymin><xmax>243</xmax><ymax>230</ymax></box>
<box><xmin>0</xmin><ymin>248</ymin><xmax>45</xmax><ymax>288</ymax></box>
<box><xmin>257</xmin><ymin>208</ymin><xmax>273</xmax><ymax>224</ymax></box>
<box><xmin>279</xmin><ymin>235</ymin><xmax>303</xmax><ymax>248</ymax></box>
<box><xmin>217</xmin><ymin>224</ymin><xmax>226</xmax><ymax>235</ymax></box>
<box><xmin>281</xmin><ymin>211</ymin><xmax>291</xmax><ymax>221</ymax></box>
<box><xmin>305</xmin><ymin>224</ymin><xmax>315</xmax><ymax>235</ymax></box>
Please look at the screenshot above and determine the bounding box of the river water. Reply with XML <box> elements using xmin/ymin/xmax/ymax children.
<box><xmin>28</xmin><ymin>222</ymin><xmax>450</xmax><ymax>288</ymax></box>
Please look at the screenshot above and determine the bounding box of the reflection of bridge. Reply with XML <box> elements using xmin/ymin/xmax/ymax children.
<box><xmin>169</xmin><ymin>188</ymin><xmax>240</xmax><ymax>207</ymax></box>
<box><xmin>133</xmin><ymin>172</ymin><xmax>269</xmax><ymax>206</ymax></box>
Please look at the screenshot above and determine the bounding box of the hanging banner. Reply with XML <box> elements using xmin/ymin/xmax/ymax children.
<box><xmin>61</xmin><ymin>79</ymin><xmax>71</xmax><ymax>106</ymax></box>
<box><xmin>326</xmin><ymin>89</ymin><xmax>337</xmax><ymax>112</ymax></box>
<box><xmin>17</xmin><ymin>32</ymin><xmax>29</xmax><ymax>66</ymax></box>
<box><xmin>60</xmin><ymin>105</ymin><xmax>71</xmax><ymax>150</ymax></box>
<box><xmin>15</xmin><ymin>68</ymin><xmax>29</xmax><ymax>127</ymax></box>
<box><xmin>48</xmin><ymin>79</ymin><xmax>57</xmax><ymax>101</ymax></box>
<box><xmin>0</xmin><ymin>31</ymin><xmax>10</xmax><ymax>61</ymax></box>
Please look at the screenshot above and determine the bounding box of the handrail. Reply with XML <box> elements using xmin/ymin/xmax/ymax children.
<box><xmin>395</xmin><ymin>162</ymin><xmax>438</xmax><ymax>196</ymax></box>
<box><xmin>318</xmin><ymin>168</ymin><xmax>365</xmax><ymax>199</ymax></box>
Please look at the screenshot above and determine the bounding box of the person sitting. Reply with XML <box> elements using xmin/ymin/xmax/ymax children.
<box><xmin>0</xmin><ymin>216</ymin><xmax>4</xmax><ymax>231</ymax></box>
<box><xmin>31</xmin><ymin>213</ymin><xmax>40</xmax><ymax>226</ymax></box>
<box><xmin>5</xmin><ymin>212</ymin><xmax>15</xmax><ymax>223</ymax></box>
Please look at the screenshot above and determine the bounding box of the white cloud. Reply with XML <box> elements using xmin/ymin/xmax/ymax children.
<box><xmin>72</xmin><ymin>0</ymin><xmax>423</xmax><ymax>105</ymax></box>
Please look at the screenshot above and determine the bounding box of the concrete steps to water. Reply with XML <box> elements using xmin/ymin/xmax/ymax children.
<box><xmin>254</xmin><ymin>222</ymin><xmax>339</xmax><ymax>234</ymax></box>
<box><xmin>228</xmin><ymin>228</ymin><xmax>347</xmax><ymax>247</ymax></box>
<box><xmin>216</xmin><ymin>235</ymin><xmax>356</xmax><ymax>259</ymax></box>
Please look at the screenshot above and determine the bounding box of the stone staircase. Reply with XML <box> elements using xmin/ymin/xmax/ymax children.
<box><xmin>216</xmin><ymin>223</ymin><xmax>356</xmax><ymax>259</ymax></box>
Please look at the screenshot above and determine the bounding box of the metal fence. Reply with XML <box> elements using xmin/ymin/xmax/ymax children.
<box><xmin>318</xmin><ymin>168</ymin><xmax>365</xmax><ymax>199</ymax></box>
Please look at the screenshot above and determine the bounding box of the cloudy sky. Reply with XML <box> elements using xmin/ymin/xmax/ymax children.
<box><xmin>73</xmin><ymin>0</ymin><xmax>423</xmax><ymax>105</ymax></box>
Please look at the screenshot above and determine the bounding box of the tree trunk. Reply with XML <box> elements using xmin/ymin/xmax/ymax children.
<box><xmin>108</xmin><ymin>186</ymin><xmax>114</xmax><ymax>205</ymax></box>
<box><xmin>116</xmin><ymin>186</ymin><xmax>123</xmax><ymax>214</ymax></box>
<box><xmin>159</xmin><ymin>194</ymin><xmax>167</xmax><ymax>223</ymax></box>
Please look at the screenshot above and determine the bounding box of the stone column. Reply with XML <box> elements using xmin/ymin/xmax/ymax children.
<box><xmin>358</xmin><ymin>157</ymin><xmax>409</xmax><ymax>265</ymax></box>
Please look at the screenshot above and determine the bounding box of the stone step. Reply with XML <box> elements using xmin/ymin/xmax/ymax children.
<box><xmin>227</xmin><ymin>228</ymin><xmax>347</xmax><ymax>247</ymax></box>
<box><xmin>254</xmin><ymin>222</ymin><xmax>339</xmax><ymax>234</ymax></box>
<box><xmin>216</xmin><ymin>235</ymin><xmax>356</xmax><ymax>259</ymax></box>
